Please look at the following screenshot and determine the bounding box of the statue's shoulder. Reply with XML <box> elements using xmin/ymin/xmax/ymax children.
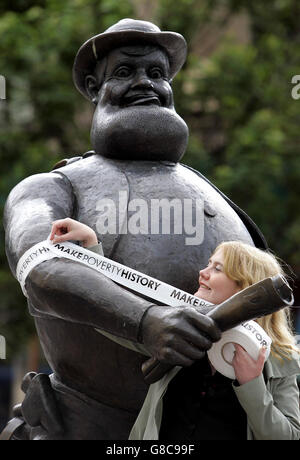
<box><xmin>180</xmin><ymin>163</ymin><xmax>268</xmax><ymax>250</ymax></box>
<box><xmin>50</xmin><ymin>151</ymin><xmax>109</xmax><ymax>182</ymax></box>
<box><xmin>5</xmin><ymin>169</ymin><xmax>73</xmax><ymax>212</ymax></box>
<box><xmin>50</xmin><ymin>152</ymin><xmax>125</xmax><ymax>189</ymax></box>
<box><xmin>8</xmin><ymin>153</ymin><xmax>97</xmax><ymax>198</ymax></box>
<box><xmin>51</xmin><ymin>150</ymin><xmax>96</xmax><ymax>171</ymax></box>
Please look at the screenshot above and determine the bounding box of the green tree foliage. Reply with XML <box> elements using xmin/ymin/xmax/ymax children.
<box><xmin>181</xmin><ymin>1</ymin><xmax>300</xmax><ymax>271</ymax></box>
<box><xmin>0</xmin><ymin>0</ymin><xmax>299</xmax><ymax>357</ymax></box>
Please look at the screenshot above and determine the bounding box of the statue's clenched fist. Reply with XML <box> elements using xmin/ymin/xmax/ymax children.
<box><xmin>141</xmin><ymin>306</ymin><xmax>222</xmax><ymax>367</ymax></box>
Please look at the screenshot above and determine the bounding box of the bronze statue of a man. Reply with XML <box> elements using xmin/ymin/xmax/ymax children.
<box><xmin>3</xmin><ymin>19</ymin><xmax>266</xmax><ymax>440</ymax></box>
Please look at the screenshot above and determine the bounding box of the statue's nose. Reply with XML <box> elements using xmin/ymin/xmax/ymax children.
<box><xmin>131</xmin><ymin>71</ymin><xmax>154</xmax><ymax>90</ymax></box>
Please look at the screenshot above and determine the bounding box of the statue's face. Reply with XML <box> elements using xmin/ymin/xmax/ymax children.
<box><xmin>97</xmin><ymin>47</ymin><xmax>174</xmax><ymax>110</ymax></box>
<box><xmin>89</xmin><ymin>45</ymin><xmax>189</xmax><ymax>162</ymax></box>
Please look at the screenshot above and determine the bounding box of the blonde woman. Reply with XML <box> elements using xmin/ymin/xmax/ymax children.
<box><xmin>130</xmin><ymin>241</ymin><xmax>300</xmax><ymax>440</ymax></box>
<box><xmin>50</xmin><ymin>220</ymin><xmax>300</xmax><ymax>440</ymax></box>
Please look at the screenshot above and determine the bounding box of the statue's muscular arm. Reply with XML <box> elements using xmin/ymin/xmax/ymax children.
<box><xmin>4</xmin><ymin>172</ymin><xmax>220</xmax><ymax>366</ymax></box>
<box><xmin>4</xmin><ymin>172</ymin><xmax>154</xmax><ymax>342</ymax></box>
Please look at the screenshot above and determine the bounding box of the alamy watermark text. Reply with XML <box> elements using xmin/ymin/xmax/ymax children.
<box><xmin>291</xmin><ymin>75</ymin><xmax>300</xmax><ymax>100</ymax></box>
<box><xmin>95</xmin><ymin>192</ymin><xmax>204</xmax><ymax>246</ymax></box>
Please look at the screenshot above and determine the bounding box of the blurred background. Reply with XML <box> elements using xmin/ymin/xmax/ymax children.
<box><xmin>0</xmin><ymin>0</ymin><xmax>299</xmax><ymax>432</ymax></box>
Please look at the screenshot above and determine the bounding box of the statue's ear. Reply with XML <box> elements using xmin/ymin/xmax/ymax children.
<box><xmin>85</xmin><ymin>75</ymin><xmax>99</xmax><ymax>105</ymax></box>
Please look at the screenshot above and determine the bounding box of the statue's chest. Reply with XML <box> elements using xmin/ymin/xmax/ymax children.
<box><xmin>63</xmin><ymin>158</ymin><xmax>252</xmax><ymax>293</ymax></box>
<box><xmin>73</xmin><ymin>160</ymin><xmax>217</xmax><ymax>226</ymax></box>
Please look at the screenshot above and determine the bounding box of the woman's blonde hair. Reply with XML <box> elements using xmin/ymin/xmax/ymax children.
<box><xmin>213</xmin><ymin>241</ymin><xmax>299</xmax><ymax>360</ymax></box>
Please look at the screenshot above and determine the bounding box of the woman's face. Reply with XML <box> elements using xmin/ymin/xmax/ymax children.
<box><xmin>194</xmin><ymin>248</ymin><xmax>241</xmax><ymax>304</ymax></box>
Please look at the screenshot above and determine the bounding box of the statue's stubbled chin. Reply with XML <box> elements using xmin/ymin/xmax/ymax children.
<box><xmin>91</xmin><ymin>104</ymin><xmax>189</xmax><ymax>162</ymax></box>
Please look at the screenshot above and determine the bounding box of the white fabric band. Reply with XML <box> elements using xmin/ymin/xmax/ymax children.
<box><xmin>207</xmin><ymin>320</ymin><xmax>272</xmax><ymax>379</ymax></box>
<box><xmin>16</xmin><ymin>239</ymin><xmax>212</xmax><ymax>309</ymax></box>
<box><xmin>17</xmin><ymin>240</ymin><xmax>272</xmax><ymax>378</ymax></box>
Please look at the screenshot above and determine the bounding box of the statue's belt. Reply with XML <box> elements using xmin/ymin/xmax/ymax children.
<box><xmin>16</xmin><ymin>239</ymin><xmax>212</xmax><ymax>310</ymax></box>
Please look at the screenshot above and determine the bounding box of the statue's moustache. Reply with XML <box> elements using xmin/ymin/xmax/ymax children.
<box><xmin>90</xmin><ymin>105</ymin><xmax>189</xmax><ymax>162</ymax></box>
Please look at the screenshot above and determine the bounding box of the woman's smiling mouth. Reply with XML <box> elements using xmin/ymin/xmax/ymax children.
<box><xmin>199</xmin><ymin>283</ymin><xmax>211</xmax><ymax>290</ymax></box>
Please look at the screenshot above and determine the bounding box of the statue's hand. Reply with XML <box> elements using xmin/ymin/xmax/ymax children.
<box><xmin>140</xmin><ymin>306</ymin><xmax>221</xmax><ymax>367</ymax></box>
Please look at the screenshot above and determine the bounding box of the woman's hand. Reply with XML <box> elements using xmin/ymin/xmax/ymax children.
<box><xmin>232</xmin><ymin>343</ymin><xmax>267</xmax><ymax>385</ymax></box>
<box><xmin>50</xmin><ymin>218</ymin><xmax>98</xmax><ymax>248</ymax></box>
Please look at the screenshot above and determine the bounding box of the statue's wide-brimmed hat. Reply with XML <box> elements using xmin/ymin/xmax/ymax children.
<box><xmin>73</xmin><ymin>18</ymin><xmax>187</xmax><ymax>100</ymax></box>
